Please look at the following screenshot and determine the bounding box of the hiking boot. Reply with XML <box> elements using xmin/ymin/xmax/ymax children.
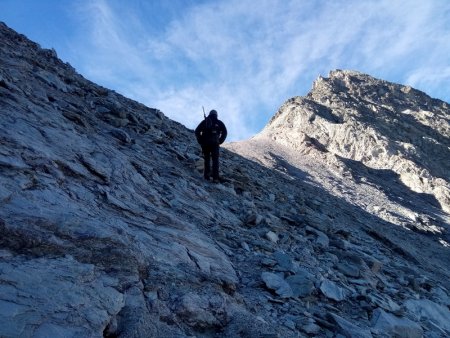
<box><xmin>212</xmin><ymin>178</ymin><xmax>220</xmax><ymax>184</ymax></box>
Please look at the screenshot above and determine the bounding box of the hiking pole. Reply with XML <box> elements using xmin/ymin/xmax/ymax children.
<box><xmin>202</xmin><ymin>106</ymin><xmax>206</xmax><ymax>119</ymax></box>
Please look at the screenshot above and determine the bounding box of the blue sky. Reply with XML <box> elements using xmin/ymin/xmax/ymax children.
<box><xmin>1</xmin><ymin>0</ymin><xmax>449</xmax><ymax>141</ymax></box>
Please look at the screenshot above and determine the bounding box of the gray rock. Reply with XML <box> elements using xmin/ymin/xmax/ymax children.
<box><xmin>266</xmin><ymin>231</ymin><xmax>279</xmax><ymax>243</ymax></box>
<box><xmin>371</xmin><ymin>308</ymin><xmax>423</xmax><ymax>338</ymax></box>
<box><xmin>285</xmin><ymin>269</ymin><xmax>315</xmax><ymax>297</ymax></box>
<box><xmin>367</xmin><ymin>293</ymin><xmax>401</xmax><ymax>314</ymax></box>
<box><xmin>241</xmin><ymin>241</ymin><xmax>250</xmax><ymax>251</ymax></box>
<box><xmin>109</xmin><ymin>128</ymin><xmax>132</xmax><ymax>143</ymax></box>
<box><xmin>174</xmin><ymin>292</ymin><xmax>228</xmax><ymax>329</ymax></box>
<box><xmin>283</xmin><ymin>318</ymin><xmax>296</xmax><ymax>330</ymax></box>
<box><xmin>330</xmin><ymin>238</ymin><xmax>350</xmax><ymax>250</ymax></box>
<box><xmin>368</xmin><ymin>258</ymin><xmax>382</xmax><ymax>274</ymax></box>
<box><xmin>329</xmin><ymin>313</ymin><xmax>373</xmax><ymax>338</ymax></box>
<box><xmin>306</xmin><ymin>226</ymin><xmax>329</xmax><ymax>248</ymax></box>
<box><xmin>222</xmin><ymin>309</ymin><xmax>279</xmax><ymax>338</ymax></box>
<box><xmin>273</xmin><ymin>251</ymin><xmax>295</xmax><ymax>272</ymax></box>
<box><xmin>0</xmin><ymin>154</ymin><xmax>30</xmax><ymax>169</ymax></box>
<box><xmin>0</xmin><ymin>256</ymin><xmax>124</xmax><ymax>337</ymax></box>
<box><xmin>245</xmin><ymin>212</ymin><xmax>263</xmax><ymax>226</ymax></box>
<box><xmin>405</xmin><ymin>299</ymin><xmax>450</xmax><ymax>332</ymax></box>
<box><xmin>261</xmin><ymin>257</ymin><xmax>277</xmax><ymax>267</ymax></box>
<box><xmin>301</xmin><ymin>322</ymin><xmax>321</xmax><ymax>335</ymax></box>
<box><xmin>261</xmin><ymin>272</ymin><xmax>293</xmax><ymax>298</ymax></box>
<box><xmin>320</xmin><ymin>279</ymin><xmax>347</xmax><ymax>301</ymax></box>
<box><xmin>35</xmin><ymin>69</ymin><xmax>68</xmax><ymax>92</ymax></box>
<box><xmin>431</xmin><ymin>286</ymin><xmax>450</xmax><ymax>306</ymax></box>
<box><xmin>116</xmin><ymin>286</ymin><xmax>183</xmax><ymax>337</ymax></box>
<box><xmin>336</xmin><ymin>261</ymin><xmax>361</xmax><ymax>277</ymax></box>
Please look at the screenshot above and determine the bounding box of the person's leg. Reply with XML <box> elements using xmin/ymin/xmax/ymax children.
<box><xmin>211</xmin><ymin>145</ymin><xmax>220</xmax><ymax>181</ymax></box>
<box><xmin>202</xmin><ymin>145</ymin><xmax>211</xmax><ymax>180</ymax></box>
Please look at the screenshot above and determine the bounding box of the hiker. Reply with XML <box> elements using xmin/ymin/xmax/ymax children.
<box><xmin>195</xmin><ymin>109</ymin><xmax>227</xmax><ymax>183</ymax></box>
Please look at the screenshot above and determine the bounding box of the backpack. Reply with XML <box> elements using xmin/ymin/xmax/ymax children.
<box><xmin>203</xmin><ymin>116</ymin><xmax>221</xmax><ymax>145</ymax></box>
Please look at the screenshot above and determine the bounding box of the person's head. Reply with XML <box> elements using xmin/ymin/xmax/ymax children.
<box><xmin>209</xmin><ymin>110</ymin><xmax>218</xmax><ymax>118</ymax></box>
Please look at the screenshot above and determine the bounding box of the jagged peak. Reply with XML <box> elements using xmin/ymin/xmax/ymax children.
<box><xmin>311</xmin><ymin>69</ymin><xmax>389</xmax><ymax>95</ymax></box>
<box><xmin>261</xmin><ymin>68</ymin><xmax>450</xmax><ymax>214</ymax></box>
<box><xmin>309</xmin><ymin>69</ymin><xmax>444</xmax><ymax>107</ymax></box>
<box><xmin>314</xmin><ymin>69</ymin><xmax>369</xmax><ymax>85</ymax></box>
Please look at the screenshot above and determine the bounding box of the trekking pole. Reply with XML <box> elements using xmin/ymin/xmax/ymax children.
<box><xmin>202</xmin><ymin>106</ymin><xmax>206</xmax><ymax>119</ymax></box>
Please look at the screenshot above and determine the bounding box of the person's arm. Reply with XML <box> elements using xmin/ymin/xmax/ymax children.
<box><xmin>219</xmin><ymin>121</ymin><xmax>227</xmax><ymax>144</ymax></box>
<box><xmin>195</xmin><ymin>121</ymin><xmax>204</xmax><ymax>144</ymax></box>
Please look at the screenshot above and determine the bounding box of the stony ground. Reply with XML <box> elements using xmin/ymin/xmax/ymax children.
<box><xmin>1</xmin><ymin>22</ymin><xmax>450</xmax><ymax>337</ymax></box>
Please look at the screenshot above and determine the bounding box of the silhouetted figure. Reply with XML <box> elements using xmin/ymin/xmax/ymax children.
<box><xmin>195</xmin><ymin>110</ymin><xmax>227</xmax><ymax>183</ymax></box>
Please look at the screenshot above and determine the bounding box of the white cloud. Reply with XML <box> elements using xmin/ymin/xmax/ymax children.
<box><xmin>406</xmin><ymin>66</ymin><xmax>450</xmax><ymax>97</ymax></box>
<box><xmin>72</xmin><ymin>0</ymin><xmax>155</xmax><ymax>84</ymax></box>
<box><xmin>72</xmin><ymin>0</ymin><xmax>450</xmax><ymax>141</ymax></box>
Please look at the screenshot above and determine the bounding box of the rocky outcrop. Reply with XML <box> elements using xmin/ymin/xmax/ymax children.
<box><xmin>261</xmin><ymin>69</ymin><xmax>450</xmax><ymax>213</ymax></box>
<box><xmin>0</xmin><ymin>22</ymin><xmax>241</xmax><ymax>337</ymax></box>
<box><xmin>226</xmin><ymin>71</ymin><xmax>450</xmax><ymax>336</ymax></box>
<box><xmin>1</xmin><ymin>22</ymin><xmax>450</xmax><ymax>337</ymax></box>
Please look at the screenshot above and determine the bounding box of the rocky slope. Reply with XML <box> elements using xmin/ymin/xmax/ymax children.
<box><xmin>259</xmin><ymin>70</ymin><xmax>450</xmax><ymax>213</ymax></box>
<box><xmin>1</xmin><ymin>22</ymin><xmax>450</xmax><ymax>337</ymax></box>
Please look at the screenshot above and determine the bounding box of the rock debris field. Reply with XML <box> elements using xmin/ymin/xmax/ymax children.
<box><xmin>1</xmin><ymin>22</ymin><xmax>450</xmax><ymax>337</ymax></box>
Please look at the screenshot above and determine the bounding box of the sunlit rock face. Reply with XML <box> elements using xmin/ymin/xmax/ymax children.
<box><xmin>1</xmin><ymin>21</ymin><xmax>450</xmax><ymax>338</ymax></box>
<box><xmin>262</xmin><ymin>69</ymin><xmax>450</xmax><ymax>212</ymax></box>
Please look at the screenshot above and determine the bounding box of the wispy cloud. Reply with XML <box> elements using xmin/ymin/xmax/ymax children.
<box><xmin>72</xmin><ymin>0</ymin><xmax>450</xmax><ymax>141</ymax></box>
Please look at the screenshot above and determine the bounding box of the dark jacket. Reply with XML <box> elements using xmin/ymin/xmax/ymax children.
<box><xmin>195</xmin><ymin>115</ymin><xmax>227</xmax><ymax>146</ymax></box>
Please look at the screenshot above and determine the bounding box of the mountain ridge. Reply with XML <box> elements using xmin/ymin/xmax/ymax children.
<box><xmin>259</xmin><ymin>69</ymin><xmax>450</xmax><ymax>213</ymax></box>
<box><xmin>1</xmin><ymin>22</ymin><xmax>450</xmax><ymax>337</ymax></box>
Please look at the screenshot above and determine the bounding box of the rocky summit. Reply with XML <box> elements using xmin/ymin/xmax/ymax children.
<box><xmin>1</xmin><ymin>22</ymin><xmax>450</xmax><ymax>338</ymax></box>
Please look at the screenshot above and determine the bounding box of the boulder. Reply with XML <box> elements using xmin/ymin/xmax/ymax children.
<box><xmin>320</xmin><ymin>279</ymin><xmax>347</xmax><ymax>301</ymax></box>
<box><xmin>273</xmin><ymin>251</ymin><xmax>295</xmax><ymax>272</ymax></box>
<box><xmin>405</xmin><ymin>299</ymin><xmax>450</xmax><ymax>333</ymax></box>
<box><xmin>371</xmin><ymin>308</ymin><xmax>423</xmax><ymax>338</ymax></box>
<box><xmin>266</xmin><ymin>231</ymin><xmax>279</xmax><ymax>243</ymax></box>
<box><xmin>261</xmin><ymin>272</ymin><xmax>293</xmax><ymax>298</ymax></box>
<box><xmin>285</xmin><ymin>269</ymin><xmax>315</xmax><ymax>297</ymax></box>
<box><xmin>329</xmin><ymin>313</ymin><xmax>372</xmax><ymax>338</ymax></box>
<box><xmin>306</xmin><ymin>226</ymin><xmax>329</xmax><ymax>248</ymax></box>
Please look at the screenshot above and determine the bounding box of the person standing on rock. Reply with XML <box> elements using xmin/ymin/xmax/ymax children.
<box><xmin>195</xmin><ymin>109</ymin><xmax>227</xmax><ymax>183</ymax></box>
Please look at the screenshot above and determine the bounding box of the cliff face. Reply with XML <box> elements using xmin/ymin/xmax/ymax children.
<box><xmin>1</xmin><ymin>22</ymin><xmax>450</xmax><ymax>338</ymax></box>
<box><xmin>0</xmin><ymin>22</ymin><xmax>239</xmax><ymax>337</ymax></box>
<box><xmin>261</xmin><ymin>69</ymin><xmax>450</xmax><ymax>213</ymax></box>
